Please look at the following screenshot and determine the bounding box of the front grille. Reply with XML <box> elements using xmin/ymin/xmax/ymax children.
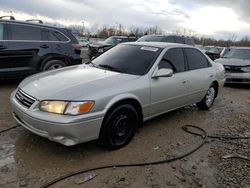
<box><xmin>224</xmin><ymin>65</ymin><xmax>244</xmax><ymax>73</ymax></box>
<box><xmin>15</xmin><ymin>89</ymin><xmax>36</xmax><ymax>108</ymax></box>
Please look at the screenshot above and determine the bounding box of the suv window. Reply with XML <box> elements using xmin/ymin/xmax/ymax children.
<box><xmin>49</xmin><ymin>31</ymin><xmax>68</xmax><ymax>41</ymax></box>
<box><xmin>10</xmin><ymin>24</ymin><xmax>42</xmax><ymax>41</ymax></box>
<box><xmin>185</xmin><ymin>48</ymin><xmax>210</xmax><ymax>70</ymax></box>
<box><xmin>0</xmin><ymin>23</ymin><xmax>4</xmax><ymax>40</ymax></box>
<box><xmin>175</xmin><ymin>36</ymin><xmax>184</xmax><ymax>44</ymax></box>
<box><xmin>185</xmin><ymin>38</ymin><xmax>194</xmax><ymax>45</ymax></box>
<box><xmin>159</xmin><ymin>48</ymin><xmax>185</xmax><ymax>72</ymax></box>
<box><xmin>163</xmin><ymin>36</ymin><xmax>175</xmax><ymax>43</ymax></box>
<box><xmin>137</xmin><ymin>35</ymin><xmax>164</xmax><ymax>42</ymax></box>
<box><xmin>120</xmin><ymin>38</ymin><xmax>129</xmax><ymax>42</ymax></box>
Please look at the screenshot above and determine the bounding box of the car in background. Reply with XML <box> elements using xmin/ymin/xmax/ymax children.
<box><xmin>195</xmin><ymin>45</ymin><xmax>208</xmax><ymax>53</ymax></box>
<box><xmin>205</xmin><ymin>46</ymin><xmax>224</xmax><ymax>60</ymax></box>
<box><xmin>10</xmin><ymin>42</ymin><xmax>225</xmax><ymax>149</ymax></box>
<box><xmin>0</xmin><ymin>16</ymin><xmax>82</xmax><ymax>78</ymax></box>
<box><xmin>215</xmin><ymin>47</ymin><xmax>250</xmax><ymax>84</ymax></box>
<box><xmin>88</xmin><ymin>36</ymin><xmax>137</xmax><ymax>58</ymax></box>
<box><xmin>137</xmin><ymin>35</ymin><xmax>195</xmax><ymax>46</ymax></box>
<box><xmin>78</xmin><ymin>38</ymin><xmax>91</xmax><ymax>47</ymax></box>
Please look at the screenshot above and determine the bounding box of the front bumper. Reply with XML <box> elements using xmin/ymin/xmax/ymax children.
<box><xmin>10</xmin><ymin>91</ymin><xmax>105</xmax><ymax>146</ymax></box>
<box><xmin>225</xmin><ymin>72</ymin><xmax>250</xmax><ymax>84</ymax></box>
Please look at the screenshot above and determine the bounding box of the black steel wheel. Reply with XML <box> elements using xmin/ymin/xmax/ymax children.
<box><xmin>99</xmin><ymin>104</ymin><xmax>139</xmax><ymax>149</ymax></box>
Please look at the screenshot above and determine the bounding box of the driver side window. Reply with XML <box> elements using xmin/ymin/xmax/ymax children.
<box><xmin>158</xmin><ymin>48</ymin><xmax>185</xmax><ymax>73</ymax></box>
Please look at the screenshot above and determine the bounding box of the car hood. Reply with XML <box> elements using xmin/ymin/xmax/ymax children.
<box><xmin>19</xmin><ymin>65</ymin><xmax>139</xmax><ymax>100</ymax></box>
<box><xmin>215</xmin><ymin>58</ymin><xmax>250</xmax><ymax>66</ymax></box>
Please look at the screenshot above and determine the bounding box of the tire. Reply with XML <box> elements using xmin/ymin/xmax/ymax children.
<box><xmin>42</xmin><ymin>60</ymin><xmax>66</xmax><ymax>71</ymax></box>
<box><xmin>196</xmin><ymin>83</ymin><xmax>216</xmax><ymax>110</ymax></box>
<box><xmin>99</xmin><ymin>104</ymin><xmax>139</xmax><ymax>149</ymax></box>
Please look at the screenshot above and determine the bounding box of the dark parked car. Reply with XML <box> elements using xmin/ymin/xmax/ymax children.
<box><xmin>88</xmin><ymin>36</ymin><xmax>137</xmax><ymax>58</ymax></box>
<box><xmin>205</xmin><ymin>46</ymin><xmax>224</xmax><ymax>61</ymax></box>
<box><xmin>0</xmin><ymin>16</ymin><xmax>82</xmax><ymax>78</ymax></box>
<box><xmin>137</xmin><ymin>35</ymin><xmax>195</xmax><ymax>45</ymax></box>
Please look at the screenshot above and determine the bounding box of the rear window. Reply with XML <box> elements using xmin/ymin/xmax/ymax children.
<box><xmin>49</xmin><ymin>31</ymin><xmax>68</xmax><ymax>41</ymax></box>
<box><xmin>10</xmin><ymin>24</ymin><xmax>42</xmax><ymax>41</ymax></box>
<box><xmin>92</xmin><ymin>44</ymin><xmax>162</xmax><ymax>75</ymax></box>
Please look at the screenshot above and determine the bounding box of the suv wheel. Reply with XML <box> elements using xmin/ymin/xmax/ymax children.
<box><xmin>42</xmin><ymin>60</ymin><xmax>66</xmax><ymax>71</ymax></box>
<box><xmin>99</xmin><ymin>104</ymin><xmax>139</xmax><ymax>149</ymax></box>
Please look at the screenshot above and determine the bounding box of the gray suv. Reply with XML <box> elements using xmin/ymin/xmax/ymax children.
<box><xmin>137</xmin><ymin>35</ymin><xmax>195</xmax><ymax>45</ymax></box>
<box><xmin>0</xmin><ymin>16</ymin><xmax>82</xmax><ymax>78</ymax></box>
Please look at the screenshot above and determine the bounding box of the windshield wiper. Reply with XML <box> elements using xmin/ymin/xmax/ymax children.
<box><xmin>98</xmin><ymin>64</ymin><xmax>122</xmax><ymax>72</ymax></box>
<box><xmin>86</xmin><ymin>61</ymin><xmax>97</xmax><ymax>67</ymax></box>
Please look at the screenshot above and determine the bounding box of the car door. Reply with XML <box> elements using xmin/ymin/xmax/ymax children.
<box><xmin>0</xmin><ymin>22</ymin><xmax>10</xmax><ymax>71</ymax></box>
<box><xmin>183</xmin><ymin>48</ymin><xmax>215</xmax><ymax>103</ymax></box>
<box><xmin>150</xmin><ymin>48</ymin><xmax>189</xmax><ymax>116</ymax></box>
<box><xmin>7</xmin><ymin>23</ymin><xmax>49</xmax><ymax>73</ymax></box>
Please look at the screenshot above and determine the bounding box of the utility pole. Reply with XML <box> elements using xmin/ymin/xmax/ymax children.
<box><xmin>81</xmin><ymin>20</ymin><xmax>85</xmax><ymax>36</ymax></box>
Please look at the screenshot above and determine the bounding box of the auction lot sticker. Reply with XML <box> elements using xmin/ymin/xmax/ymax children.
<box><xmin>140</xmin><ymin>46</ymin><xmax>159</xmax><ymax>52</ymax></box>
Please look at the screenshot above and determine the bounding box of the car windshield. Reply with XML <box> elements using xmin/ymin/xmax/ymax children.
<box><xmin>137</xmin><ymin>35</ymin><xmax>164</xmax><ymax>42</ymax></box>
<box><xmin>223</xmin><ymin>49</ymin><xmax>250</xmax><ymax>60</ymax></box>
<box><xmin>92</xmin><ymin>44</ymin><xmax>162</xmax><ymax>75</ymax></box>
<box><xmin>104</xmin><ymin>37</ymin><xmax>119</xmax><ymax>45</ymax></box>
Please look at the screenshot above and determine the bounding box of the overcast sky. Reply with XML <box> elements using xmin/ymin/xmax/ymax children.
<box><xmin>1</xmin><ymin>0</ymin><xmax>250</xmax><ymax>39</ymax></box>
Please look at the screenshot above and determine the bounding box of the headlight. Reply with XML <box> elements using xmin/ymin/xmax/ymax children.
<box><xmin>241</xmin><ymin>66</ymin><xmax>250</xmax><ymax>72</ymax></box>
<box><xmin>39</xmin><ymin>101</ymin><xmax>94</xmax><ymax>115</ymax></box>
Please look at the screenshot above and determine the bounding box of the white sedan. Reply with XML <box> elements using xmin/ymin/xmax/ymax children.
<box><xmin>10</xmin><ymin>42</ymin><xmax>225</xmax><ymax>149</ymax></box>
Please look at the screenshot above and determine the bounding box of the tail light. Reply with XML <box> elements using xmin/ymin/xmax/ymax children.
<box><xmin>71</xmin><ymin>44</ymin><xmax>82</xmax><ymax>49</ymax></box>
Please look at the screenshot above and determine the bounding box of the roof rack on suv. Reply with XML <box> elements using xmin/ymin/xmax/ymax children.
<box><xmin>0</xmin><ymin>16</ymin><xmax>15</xmax><ymax>20</ymax></box>
<box><xmin>26</xmin><ymin>19</ymin><xmax>43</xmax><ymax>24</ymax></box>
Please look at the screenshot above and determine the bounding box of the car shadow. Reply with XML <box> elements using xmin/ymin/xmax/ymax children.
<box><xmin>224</xmin><ymin>83</ymin><xmax>250</xmax><ymax>90</ymax></box>
<box><xmin>0</xmin><ymin>78</ymin><xmax>23</xmax><ymax>87</ymax></box>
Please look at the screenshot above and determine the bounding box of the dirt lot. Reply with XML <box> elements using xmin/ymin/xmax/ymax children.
<box><xmin>0</xmin><ymin>80</ymin><xmax>249</xmax><ymax>188</ymax></box>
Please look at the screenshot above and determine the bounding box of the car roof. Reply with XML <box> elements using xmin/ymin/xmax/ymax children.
<box><xmin>121</xmin><ymin>41</ymin><xmax>192</xmax><ymax>48</ymax></box>
<box><xmin>229</xmin><ymin>46</ymin><xmax>250</xmax><ymax>50</ymax></box>
<box><xmin>140</xmin><ymin>34</ymin><xmax>192</xmax><ymax>38</ymax></box>
<box><xmin>0</xmin><ymin>19</ymin><xmax>66</xmax><ymax>30</ymax></box>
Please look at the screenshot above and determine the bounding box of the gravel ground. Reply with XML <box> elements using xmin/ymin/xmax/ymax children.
<box><xmin>0</xmin><ymin>80</ymin><xmax>249</xmax><ymax>188</ymax></box>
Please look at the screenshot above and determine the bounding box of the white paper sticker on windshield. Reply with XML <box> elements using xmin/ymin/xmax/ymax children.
<box><xmin>140</xmin><ymin>46</ymin><xmax>159</xmax><ymax>52</ymax></box>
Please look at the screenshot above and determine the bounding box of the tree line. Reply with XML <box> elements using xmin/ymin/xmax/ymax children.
<box><xmin>68</xmin><ymin>24</ymin><xmax>250</xmax><ymax>47</ymax></box>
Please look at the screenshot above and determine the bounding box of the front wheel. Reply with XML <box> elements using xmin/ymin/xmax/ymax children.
<box><xmin>42</xmin><ymin>60</ymin><xmax>66</xmax><ymax>71</ymax></box>
<box><xmin>197</xmin><ymin>84</ymin><xmax>216</xmax><ymax>110</ymax></box>
<box><xmin>99</xmin><ymin>104</ymin><xmax>139</xmax><ymax>149</ymax></box>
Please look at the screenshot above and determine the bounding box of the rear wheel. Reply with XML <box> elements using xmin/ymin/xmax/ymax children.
<box><xmin>197</xmin><ymin>84</ymin><xmax>216</xmax><ymax>110</ymax></box>
<box><xmin>99</xmin><ymin>104</ymin><xmax>139</xmax><ymax>149</ymax></box>
<box><xmin>42</xmin><ymin>60</ymin><xmax>66</xmax><ymax>71</ymax></box>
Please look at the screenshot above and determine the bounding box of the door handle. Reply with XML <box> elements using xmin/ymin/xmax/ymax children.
<box><xmin>0</xmin><ymin>45</ymin><xmax>7</xmax><ymax>50</ymax></box>
<box><xmin>40</xmin><ymin>44</ymin><xmax>49</xmax><ymax>49</ymax></box>
<box><xmin>209</xmin><ymin>74</ymin><xmax>214</xmax><ymax>78</ymax></box>
<box><xmin>182</xmin><ymin>80</ymin><xmax>187</xmax><ymax>84</ymax></box>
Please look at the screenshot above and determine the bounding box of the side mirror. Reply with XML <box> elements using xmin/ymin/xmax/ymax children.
<box><xmin>152</xmin><ymin>68</ymin><xmax>173</xmax><ymax>78</ymax></box>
